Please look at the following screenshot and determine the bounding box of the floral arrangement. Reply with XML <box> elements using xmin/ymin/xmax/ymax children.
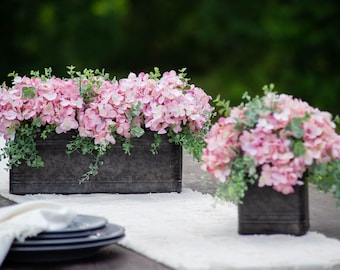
<box><xmin>0</xmin><ymin>67</ymin><xmax>213</xmax><ymax>181</ymax></box>
<box><xmin>201</xmin><ymin>85</ymin><xmax>340</xmax><ymax>208</ymax></box>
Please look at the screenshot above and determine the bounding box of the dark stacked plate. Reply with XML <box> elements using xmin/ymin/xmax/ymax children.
<box><xmin>7</xmin><ymin>215</ymin><xmax>125</xmax><ymax>263</ymax></box>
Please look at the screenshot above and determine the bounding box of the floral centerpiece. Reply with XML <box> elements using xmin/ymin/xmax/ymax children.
<box><xmin>201</xmin><ymin>84</ymin><xmax>340</xmax><ymax>209</ymax></box>
<box><xmin>0</xmin><ymin>66</ymin><xmax>213</xmax><ymax>184</ymax></box>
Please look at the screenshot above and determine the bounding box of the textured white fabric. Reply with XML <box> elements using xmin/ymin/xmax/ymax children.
<box><xmin>0</xmin><ymin>200</ymin><xmax>76</xmax><ymax>266</ymax></box>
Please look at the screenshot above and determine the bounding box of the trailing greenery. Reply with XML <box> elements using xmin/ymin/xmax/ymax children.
<box><xmin>151</xmin><ymin>133</ymin><xmax>162</xmax><ymax>154</ymax></box>
<box><xmin>215</xmin><ymin>155</ymin><xmax>258</xmax><ymax>204</ymax></box>
<box><xmin>167</xmin><ymin>125</ymin><xmax>209</xmax><ymax>162</ymax></box>
<box><xmin>0</xmin><ymin>121</ymin><xmax>55</xmax><ymax>169</ymax></box>
<box><xmin>307</xmin><ymin>160</ymin><xmax>340</xmax><ymax>209</ymax></box>
<box><xmin>65</xmin><ymin>135</ymin><xmax>107</xmax><ymax>183</ymax></box>
<box><xmin>1</xmin><ymin>123</ymin><xmax>42</xmax><ymax>169</ymax></box>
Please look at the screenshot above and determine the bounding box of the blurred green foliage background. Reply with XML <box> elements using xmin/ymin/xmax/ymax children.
<box><xmin>1</xmin><ymin>0</ymin><xmax>339</xmax><ymax>115</ymax></box>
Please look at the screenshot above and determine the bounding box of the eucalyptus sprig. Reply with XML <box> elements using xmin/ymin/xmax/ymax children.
<box><xmin>149</xmin><ymin>67</ymin><xmax>161</xmax><ymax>80</ymax></box>
<box><xmin>215</xmin><ymin>155</ymin><xmax>257</xmax><ymax>204</ymax></box>
<box><xmin>65</xmin><ymin>135</ymin><xmax>107</xmax><ymax>183</ymax></box>
<box><xmin>167</xmin><ymin>125</ymin><xmax>209</xmax><ymax>161</ymax></box>
<box><xmin>307</xmin><ymin>160</ymin><xmax>340</xmax><ymax>208</ymax></box>
<box><xmin>214</xmin><ymin>94</ymin><xmax>231</xmax><ymax>117</ymax></box>
<box><xmin>0</xmin><ymin>121</ymin><xmax>56</xmax><ymax>169</ymax></box>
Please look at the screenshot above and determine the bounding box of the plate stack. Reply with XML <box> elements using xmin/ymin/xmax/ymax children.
<box><xmin>7</xmin><ymin>215</ymin><xmax>125</xmax><ymax>263</ymax></box>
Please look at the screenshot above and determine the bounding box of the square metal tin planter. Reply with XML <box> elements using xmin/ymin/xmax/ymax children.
<box><xmin>10</xmin><ymin>131</ymin><xmax>182</xmax><ymax>194</ymax></box>
<box><xmin>238</xmin><ymin>183</ymin><xmax>309</xmax><ymax>236</ymax></box>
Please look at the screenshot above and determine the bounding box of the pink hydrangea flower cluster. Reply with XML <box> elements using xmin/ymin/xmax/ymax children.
<box><xmin>0</xmin><ymin>69</ymin><xmax>213</xmax><ymax>145</ymax></box>
<box><xmin>142</xmin><ymin>70</ymin><xmax>212</xmax><ymax>134</ymax></box>
<box><xmin>77</xmin><ymin>76</ymin><xmax>132</xmax><ymax>145</ymax></box>
<box><xmin>78</xmin><ymin>70</ymin><xmax>212</xmax><ymax>144</ymax></box>
<box><xmin>0</xmin><ymin>76</ymin><xmax>82</xmax><ymax>139</ymax></box>
<box><xmin>202</xmin><ymin>92</ymin><xmax>340</xmax><ymax>195</ymax></box>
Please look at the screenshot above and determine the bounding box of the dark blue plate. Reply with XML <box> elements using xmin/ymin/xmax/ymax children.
<box><xmin>12</xmin><ymin>223</ymin><xmax>124</xmax><ymax>246</ymax></box>
<box><xmin>8</xmin><ymin>223</ymin><xmax>125</xmax><ymax>263</ymax></box>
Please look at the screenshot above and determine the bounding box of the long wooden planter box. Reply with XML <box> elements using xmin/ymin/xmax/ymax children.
<box><xmin>10</xmin><ymin>131</ymin><xmax>182</xmax><ymax>194</ymax></box>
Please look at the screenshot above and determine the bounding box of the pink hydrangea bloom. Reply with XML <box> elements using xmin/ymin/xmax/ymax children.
<box><xmin>0</xmin><ymin>76</ymin><xmax>82</xmax><ymax>138</ymax></box>
<box><xmin>202</xmin><ymin>91</ymin><xmax>340</xmax><ymax>195</ymax></box>
<box><xmin>201</xmin><ymin>117</ymin><xmax>241</xmax><ymax>182</ymax></box>
<box><xmin>1</xmin><ymin>69</ymin><xmax>213</xmax><ymax>148</ymax></box>
<box><xmin>141</xmin><ymin>70</ymin><xmax>213</xmax><ymax>135</ymax></box>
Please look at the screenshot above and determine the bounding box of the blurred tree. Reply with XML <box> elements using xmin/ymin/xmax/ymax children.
<box><xmin>0</xmin><ymin>0</ymin><xmax>339</xmax><ymax>115</ymax></box>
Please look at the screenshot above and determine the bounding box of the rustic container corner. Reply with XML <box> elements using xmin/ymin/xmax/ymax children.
<box><xmin>238</xmin><ymin>183</ymin><xmax>310</xmax><ymax>236</ymax></box>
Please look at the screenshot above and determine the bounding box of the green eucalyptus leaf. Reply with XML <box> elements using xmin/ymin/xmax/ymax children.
<box><xmin>131</xmin><ymin>126</ymin><xmax>145</xmax><ymax>138</ymax></box>
<box><xmin>22</xmin><ymin>86</ymin><xmax>36</xmax><ymax>99</ymax></box>
<box><xmin>287</xmin><ymin>117</ymin><xmax>304</xmax><ymax>138</ymax></box>
<box><xmin>149</xmin><ymin>67</ymin><xmax>161</xmax><ymax>80</ymax></box>
<box><xmin>151</xmin><ymin>133</ymin><xmax>162</xmax><ymax>154</ymax></box>
<box><xmin>292</xmin><ymin>140</ymin><xmax>306</xmax><ymax>157</ymax></box>
<box><xmin>122</xmin><ymin>139</ymin><xmax>132</xmax><ymax>155</ymax></box>
<box><xmin>32</xmin><ymin>117</ymin><xmax>42</xmax><ymax>127</ymax></box>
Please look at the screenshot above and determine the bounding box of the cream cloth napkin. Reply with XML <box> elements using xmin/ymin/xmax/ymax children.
<box><xmin>0</xmin><ymin>200</ymin><xmax>76</xmax><ymax>266</ymax></box>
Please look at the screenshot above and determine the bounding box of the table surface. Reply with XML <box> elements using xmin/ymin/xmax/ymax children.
<box><xmin>0</xmin><ymin>194</ymin><xmax>172</xmax><ymax>270</ymax></box>
<box><xmin>2</xmin><ymin>153</ymin><xmax>340</xmax><ymax>270</ymax></box>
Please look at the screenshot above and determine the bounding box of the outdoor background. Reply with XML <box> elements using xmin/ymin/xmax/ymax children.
<box><xmin>1</xmin><ymin>0</ymin><xmax>339</xmax><ymax>116</ymax></box>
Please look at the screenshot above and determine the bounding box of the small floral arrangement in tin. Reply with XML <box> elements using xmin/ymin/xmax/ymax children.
<box><xmin>201</xmin><ymin>84</ymin><xmax>340</xmax><ymax>208</ymax></box>
<box><xmin>0</xmin><ymin>67</ymin><xmax>213</xmax><ymax>181</ymax></box>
